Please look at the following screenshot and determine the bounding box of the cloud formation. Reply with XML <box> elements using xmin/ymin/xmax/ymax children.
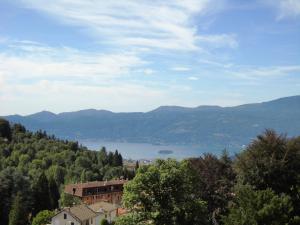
<box><xmin>19</xmin><ymin>0</ymin><xmax>235</xmax><ymax>51</ymax></box>
<box><xmin>0</xmin><ymin>40</ymin><xmax>144</xmax><ymax>83</ymax></box>
<box><xmin>264</xmin><ymin>0</ymin><xmax>300</xmax><ymax>19</ymax></box>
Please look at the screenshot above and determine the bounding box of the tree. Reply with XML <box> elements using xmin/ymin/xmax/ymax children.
<box><xmin>32</xmin><ymin>172</ymin><xmax>51</xmax><ymax>215</ymax></box>
<box><xmin>48</xmin><ymin>177</ymin><xmax>60</xmax><ymax>210</ymax></box>
<box><xmin>223</xmin><ymin>185</ymin><xmax>300</xmax><ymax>225</ymax></box>
<box><xmin>32</xmin><ymin>210</ymin><xmax>55</xmax><ymax>225</ymax></box>
<box><xmin>59</xmin><ymin>192</ymin><xmax>81</xmax><ymax>207</ymax></box>
<box><xmin>100</xmin><ymin>218</ymin><xmax>110</xmax><ymax>225</ymax></box>
<box><xmin>108</xmin><ymin>152</ymin><xmax>114</xmax><ymax>166</ymax></box>
<box><xmin>117</xmin><ymin>159</ymin><xmax>209</xmax><ymax>225</ymax></box>
<box><xmin>98</xmin><ymin>147</ymin><xmax>108</xmax><ymax>166</ymax></box>
<box><xmin>113</xmin><ymin>150</ymin><xmax>123</xmax><ymax>167</ymax></box>
<box><xmin>0</xmin><ymin>168</ymin><xmax>15</xmax><ymax>225</ymax></box>
<box><xmin>9</xmin><ymin>192</ymin><xmax>29</xmax><ymax>225</ymax></box>
<box><xmin>135</xmin><ymin>161</ymin><xmax>139</xmax><ymax>171</ymax></box>
<box><xmin>235</xmin><ymin>130</ymin><xmax>300</xmax><ymax>216</ymax></box>
<box><xmin>0</xmin><ymin>118</ymin><xmax>12</xmax><ymax>141</ymax></box>
<box><xmin>189</xmin><ymin>151</ymin><xmax>236</xmax><ymax>223</ymax></box>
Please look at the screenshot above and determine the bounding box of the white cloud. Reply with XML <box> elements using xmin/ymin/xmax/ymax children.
<box><xmin>227</xmin><ymin>65</ymin><xmax>300</xmax><ymax>80</ymax></box>
<box><xmin>0</xmin><ymin>41</ymin><xmax>145</xmax><ymax>82</ymax></box>
<box><xmin>18</xmin><ymin>0</ymin><xmax>235</xmax><ymax>51</ymax></box>
<box><xmin>171</xmin><ymin>67</ymin><xmax>191</xmax><ymax>71</ymax></box>
<box><xmin>264</xmin><ymin>0</ymin><xmax>300</xmax><ymax>19</ymax></box>
<box><xmin>143</xmin><ymin>69</ymin><xmax>155</xmax><ymax>75</ymax></box>
<box><xmin>0</xmin><ymin>77</ymin><xmax>208</xmax><ymax>115</ymax></box>
<box><xmin>188</xmin><ymin>76</ymin><xmax>199</xmax><ymax>80</ymax></box>
<box><xmin>197</xmin><ymin>34</ymin><xmax>238</xmax><ymax>48</ymax></box>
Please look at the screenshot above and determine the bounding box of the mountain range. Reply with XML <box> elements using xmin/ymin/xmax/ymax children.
<box><xmin>3</xmin><ymin>96</ymin><xmax>300</xmax><ymax>150</ymax></box>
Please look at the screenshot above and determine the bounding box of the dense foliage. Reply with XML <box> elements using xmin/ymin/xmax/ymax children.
<box><xmin>1</xmin><ymin>118</ymin><xmax>300</xmax><ymax>225</ymax></box>
<box><xmin>223</xmin><ymin>185</ymin><xmax>298</xmax><ymax>225</ymax></box>
<box><xmin>0</xmin><ymin>119</ymin><xmax>132</xmax><ymax>225</ymax></box>
<box><xmin>32</xmin><ymin>210</ymin><xmax>55</xmax><ymax>225</ymax></box>
<box><xmin>117</xmin><ymin>130</ymin><xmax>300</xmax><ymax>225</ymax></box>
<box><xmin>116</xmin><ymin>159</ymin><xmax>208</xmax><ymax>225</ymax></box>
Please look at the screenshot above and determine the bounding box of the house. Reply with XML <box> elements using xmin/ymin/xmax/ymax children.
<box><xmin>64</xmin><ymin>179</ymin><xmax>127</xmax><ymax>205</ymax></box>
<box><xmin>88</xmin><ymin>201</ymin><xmax>119</xmax><ymax>223</ymax></box>
<box><xmin>51</xmin><ymin>204</ymin><xmax>104</xmax><ymax>225</ymax></box>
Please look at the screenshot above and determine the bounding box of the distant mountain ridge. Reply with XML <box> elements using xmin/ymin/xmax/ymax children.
<box><xmin>3</xmin><ymin>96</ymin><xmax>300</xmax><ymax>150</ymax></box>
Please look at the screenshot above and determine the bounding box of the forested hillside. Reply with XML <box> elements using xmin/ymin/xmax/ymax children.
<box><xmin>116</xmin><ymin>130</ymin><xmax>300</xmax><ymax>225</ymax></box>
<box><xmin>1</xmin><ymin>118</ymin><xmax>300</xmax><ymax>225</ymax></box>
<box><xmin>5</xmin><ymin>96</ymin><xmax>300</xmax><ymax>149</ymax></box>
<box><xmin>0</xmin><ymin>119</ymin><xmax>133</xmax><ymax>225</ymax></box>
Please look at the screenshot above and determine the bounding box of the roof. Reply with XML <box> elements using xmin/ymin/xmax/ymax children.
<box><xmin>65</xmin><ymin>179</ymin><xmax>127</xmax><ymax>197</ymax></box>
<box><xmin>63</xmin><ymin>204</ymin><xmax>100</xmax><ymax>222</ymax></box>
<box><xmin>88</xmin><ymin>201</ymin><xmax>118</xmax><ymax>213</ymax></box>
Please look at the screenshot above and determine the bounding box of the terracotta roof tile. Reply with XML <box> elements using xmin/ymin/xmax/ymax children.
<box><xmin>64</xmin><ymin>180</ymin><xmax>127</xmax><ymax>197</ymax></box>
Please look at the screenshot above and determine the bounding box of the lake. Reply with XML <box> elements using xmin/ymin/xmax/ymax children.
<box><xmin>79</xmin><ymin>140</ymin><xmax>240</xmax><ymax>160</ymax></box>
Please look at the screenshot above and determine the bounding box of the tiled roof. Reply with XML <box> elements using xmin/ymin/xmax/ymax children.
<box><xmin>65</xmin><ymin>204</ymin><xmax>99</xmax><ymax>221</ymax></box>
<box><xmin>65</xmin><ymin>179</ymin><xmax>127</xmax><ymax>197</ymax></box>
<box><xmin>88</xmin><ymin>201</ymin><xmax>118</xmax><ymax>213</ymax></box>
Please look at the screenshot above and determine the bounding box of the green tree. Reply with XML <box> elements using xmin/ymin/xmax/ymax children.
<box><xmin>223</xmin><ymin>185</ymin><xmax>299</xmax><ymax>225</ymax></box>
<box><xmin>100</xmin><ymin>218</ymin><xmax>110</xmax><ymax>225</ymax></box>
<box><xmin>32</xmin><ymin>172</ymin><xmax>51</xmax><ymax>215</ymax></box>
<box><xmin>117</xmin><ymin>159</ymin><xmax>208</xmax><ymax>225</ymax></box>
<box><xmin>32</xmin><ymin>210</ymin><xmax>55</xmax><ymax>225</ymax></box>
<box><xmin>48</xmin><ymin>177</ymin><xmax>60</xmax><ymax>210</ymax></box>
<box><xmin>98</xmin><ymin>147</ymin><xmax>108</xmax><ymax>166</ymax></box>
<box><xmin>0</xmin><ymin>118</ymin><xmax>12</xmax><ymax>141</ymax></box>
<box><xmin>112</xmin><ymin>150</ymin><xmax>123</xmax><ymax>166</ymax></box>
<box><xmin>189</xmin><ymin>151</ymin><xmax>236</xmax><ymax>223</ymax></box>
<box><xmin>9</xmin><ymin>192</ymin><xmax>29</xmax><ymax>225</ymax></box>
<box><xmin>235</xmin><ymin>130</ymin><xmax>300</xmax><ymax>216</ymax></box>
<box><xmin>135</xmin><ymin>161</ymin><xmax>139</xmax><ymax>171</ymax></box>
<box><xmin>59</xmin><ymin>192</ymin><xmax>81</xmax><ymax>207</ymax></box>
<box><xmin>0</xmin><ymin>168</ymin><xmax>15</xmax><ymax>225</ymax></box>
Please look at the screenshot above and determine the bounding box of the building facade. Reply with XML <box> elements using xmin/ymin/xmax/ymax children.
<box><xmin>64</xmin><ymin>179</ymin><xmax>127</xmax><ymax>205</ymax></box>
<box><xmin>51</xmin><ymin>204</ymin><xmax>103</xmax><ymax>225</ymax></box>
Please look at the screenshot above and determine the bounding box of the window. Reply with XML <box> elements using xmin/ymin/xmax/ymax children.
<box><xmin>71</xmin><ymin>223</ymin><xmax>74</xmax><ymax>225</ymax></box>
<box><xmin>64</xmin><ymin>213</ymin><xmax>67</xmax><ymax>219</ymax></box>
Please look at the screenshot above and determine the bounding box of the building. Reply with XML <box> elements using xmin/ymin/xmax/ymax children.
<box><xmin>64</xmin><ymin>179</ymin><xmax>127</xmax><ymax>205</ymax></box>
<box><xmin>88</xmin><ymin>201</ymin><xmax>118</xmax><ymax>223</ymax></box>
<box><xmin>51</xmin><ymin>204</ymin><xmax>104</xmax><ymax>225</ymax></box>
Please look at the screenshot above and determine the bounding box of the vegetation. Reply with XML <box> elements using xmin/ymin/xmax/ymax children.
<box><xmin>1</xmin><ymin>118</ymin><xmax>299</xmax><ymax>225</ymax></box>
<box><xmin>116</xmin><ymin>159</ymin><xmax>208</xmax><ymax>225</ymax></box>
<box><xmin>116</xmin><ymin>130</ymin><xmax>300</xmax><ymax>225</ymax></box>
<box><xmin>32</xmin><ymin>210</ymin><xmax>55</xmax><ymax>225</ymax></box>
<box><xmin>223</xmin><ymin>185</ymin><xmax>298</xmax><ymax>225</ymax></box>
<box><xmin>0</xmin><ymin>119</ymin><xmax>133</xmax><ymax>225</ymax></box>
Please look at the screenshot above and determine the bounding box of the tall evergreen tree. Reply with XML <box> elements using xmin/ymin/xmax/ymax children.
<box><xmin>0</xmin><ymin>119</ymin><xmax>12</xmax><ymax>141</ymax></box>
<box><xmin>0</xmin><ymin>168</ymin><xmax>15</xmax><ymax>225</ymax></box>
<box><xmin>48</xmin><ymin>177</ymin><xmax>60</xmax><ymax>210</ymax></box>
<box><xmin>32</xmin><ymin>172</ymin><xmax>51</xmax><ymax>216</ymax></box>
<box><xmin>9</xmin><ymin>192</ymin><xmax>29</xmax><ymax>225</ymax></box>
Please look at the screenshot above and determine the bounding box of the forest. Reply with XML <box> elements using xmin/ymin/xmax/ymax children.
<box><xmin>1</xmin><ymin>118</ymin><xmax>300</xmax><ymax>225</ymax></box>
<box><xmin>0</xmin><ymin>118</ymin><xmax>133</xmax><ymax>225</ymax></box>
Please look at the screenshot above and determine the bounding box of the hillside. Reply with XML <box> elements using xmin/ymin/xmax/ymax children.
<box><xmin>3</xmin><ymin>96</ymin><xmax>300</xmax><ymax>149</ymax></box>
<box><xmin>0</xmin><ymin>119</ymin><xmax>132</xmax><ymax>225</ymax></box>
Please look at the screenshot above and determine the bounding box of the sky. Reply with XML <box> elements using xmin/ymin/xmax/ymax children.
<box><xmin>0</xmin><ymin>0</ymin><xmax>300</xmax><ymax>115</ymax></box>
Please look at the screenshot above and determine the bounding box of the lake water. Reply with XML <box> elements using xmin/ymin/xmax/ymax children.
<box><xmin>79</xmin><ymin>140</ymin><xmax>239</xmax><ymax>160</ymax></box>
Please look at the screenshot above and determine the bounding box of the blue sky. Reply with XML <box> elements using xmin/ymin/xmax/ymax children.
<box><xmin>0</xmin><ymin>0</ymin><xmax>300</xmax><ymax>115</ymax></box>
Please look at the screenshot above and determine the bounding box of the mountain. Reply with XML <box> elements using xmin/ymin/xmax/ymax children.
<box><xmin>3</xmin><ymin>96</ymin><xmax>300</xmax><ymax>150</ymax></box>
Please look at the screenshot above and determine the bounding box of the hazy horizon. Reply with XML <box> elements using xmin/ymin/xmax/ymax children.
<box><xmin>3</xmin><ymin>94</ymin><xmax>299</xmax><ymax>116</ymax></box>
